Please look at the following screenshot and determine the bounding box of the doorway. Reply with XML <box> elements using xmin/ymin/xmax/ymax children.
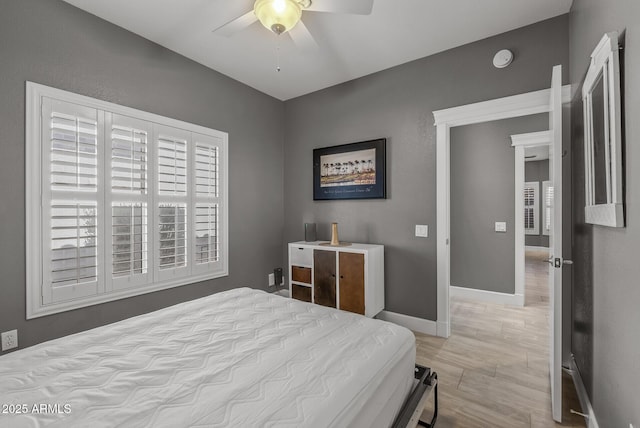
<box><xmin>433</xmin><ymin>65</ymin><xmax>569</xmax><ymax>421</ymax></box>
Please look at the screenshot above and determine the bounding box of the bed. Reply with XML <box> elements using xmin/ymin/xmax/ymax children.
<box><xmin>0</xmin><ymin>288</ymin><xmax>436</xmax><ymax>427</ymax></box>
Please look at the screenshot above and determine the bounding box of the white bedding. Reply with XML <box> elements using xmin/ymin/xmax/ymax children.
<box><xmin>0</xmin><ymin>288</ymin><xmax>415</xmax><ymax>427</ymax></box>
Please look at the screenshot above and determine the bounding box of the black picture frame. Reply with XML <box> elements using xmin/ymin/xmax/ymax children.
<box><xmin>313</xmin><ymin>138</ymin><xmax>386</xmax><ymax>200</ymax></box>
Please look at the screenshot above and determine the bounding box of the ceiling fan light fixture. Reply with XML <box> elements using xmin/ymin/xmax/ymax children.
<box><xmin>254</xmin><ymin>0</ymin><xmax>302</xmax><ymax>35</ymax></box>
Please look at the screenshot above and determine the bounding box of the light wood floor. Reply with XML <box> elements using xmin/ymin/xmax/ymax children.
<box><xmin>416</xmin><ymin>250</ymin><xmax>585</xmax><ymax>427</ymax></box>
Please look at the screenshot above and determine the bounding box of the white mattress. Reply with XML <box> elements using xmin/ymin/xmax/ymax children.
<box><xmin>0</xmin><ymin>288</ymin><xmax>415</xmax><ymax>427</ymax></box>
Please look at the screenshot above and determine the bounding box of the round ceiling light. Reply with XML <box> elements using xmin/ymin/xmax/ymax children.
<box><xmin>254</xmin><ymin>0</ymin><xmax>302</xmax><ymax>35</ymax></box>
<box><xmin>493</xmin><ymin>49</ymin><xmax>514</xmax><ymax>69</ymax></box>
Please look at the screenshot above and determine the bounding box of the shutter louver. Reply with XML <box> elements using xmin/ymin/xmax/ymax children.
<box><xmin>155</xmin><ymin>125</ymin><xmax>190</xmax><ymax>280</ymax></box>
<box><xmin>158</xmin><ymin>136</ymin><xmax>187</xmax><ymax>195</ymax></box>
<box><xmin>111</xmin><ymin>125</ymin><xmax>147</xmax><ymax>194</ymax></box>
<box><xmin>195</xmin><ymin>145</ymin><xmax>218</xmax><ymax>197</ymax></box>
<box><xmin>50</xmin><ymin>202</ymin><xmax>98</xmax><ymax>286</ymax></box>
<box><xmin>192</xmin><ymin>135</ymin><xmax>223</xmax><ymax>274</ymax></box>
<box><xmin>112</xmin><ymin>203</ymin><xmax>147</xmax><ymax>277</ymax></box>
<box><xmin>195</xmin><ymin>204</ymin><xmax>218</xmax><ymax>264</ymax></box>
<box><xmin>159</xmin><ymin>204</ymin><xmax>187</xmax><ymax>270</ymax></box>
<box><xmin>42</xmin><ymin>98</ymin><xmax>103</xmax><ymax>305</ymax></box>
<box><xmin>108</xmin><ymin>115</ymin><xmax>152</xmax><ymax>290</ymax></box>
<box><xmin>50</xmin><ymin>112</ymin><xmax>98</xmax><ymax>192</ymax></box>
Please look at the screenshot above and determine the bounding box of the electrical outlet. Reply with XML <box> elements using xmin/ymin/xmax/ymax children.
<box><xmin>1</xmin><ymin>329</ymin><xmax>18</xmax><ymax>351</ymax></box>
<box><xmin>415</xmin><ymin>225</ymin><xmax>429</xmax><ymax>237</ymax></box>
<box><xmin>268</xmin><ymin>273</ymin><xmax>275</xmax><ymax>287</ymax></box>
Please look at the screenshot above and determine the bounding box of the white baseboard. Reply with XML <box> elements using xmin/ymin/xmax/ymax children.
<box><xmin>377</xmin><ymin>310</ymin><xmax>437</xmax><ymax>336</ymax></box>
<box><xmin>450</xmin><ymin>285</ymin><xmax>524</xmax><ymax>307</ymax></box>
<box><xmin>569</xmin><ymin>357</ymin><xmax>599</xmax><ymax>428</ymax></box>
<box><xmin>436</xmin><ymin>321</ymin><xmax>449</xmax><ymax>338</ymax></box>
<box><xmin>525</xmin><ymin>245</ymin><xmax>550</xmax><ymax>252</ymax></box>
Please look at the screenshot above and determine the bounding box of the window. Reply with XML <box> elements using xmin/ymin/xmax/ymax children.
<box><xmin>524</xmin><ymin>181</ymin><xmax>539</xmax><ymax>235</ymax></box>
<box><xmin>26</xmin><ymin>82</ymin><xmax>228</xmax><ymax>318</ymax></box>
<box><xmin>543</xmin><ymin>180</ymin><xmax>553</xmax><ymax>236</ymax></box>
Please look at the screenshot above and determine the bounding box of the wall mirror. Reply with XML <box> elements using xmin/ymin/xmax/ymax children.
<box><xmin>582</xmin><ymin>31</ymin><xmax>624</xmax><ymax>227</ymax></box>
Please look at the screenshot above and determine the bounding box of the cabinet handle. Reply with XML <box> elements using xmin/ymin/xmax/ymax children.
<box><xmin>331</xmin><ymin>274</ymin><xmax>336</xmax><ymax>278</ymax></box>
<box><xmin>340</xmin><ymin>275</ymin><xmax>344</xmax><ymax>279</ymax></box>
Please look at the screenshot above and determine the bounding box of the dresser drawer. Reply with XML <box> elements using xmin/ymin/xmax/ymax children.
<box><xmin>292</xmin><ymin>266</ymin><xmax>312</xmax><ymax>284</ymax></box>
<box><xmin>290</xmin><ymin>246</ymin><xmax>313</xmax><ymax>266</ymax></box>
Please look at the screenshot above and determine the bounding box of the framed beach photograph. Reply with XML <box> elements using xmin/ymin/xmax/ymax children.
<box><xmin>313</xmin><ymin>138</ymin><xmax>386</xmax><ymax>200</ymax></box>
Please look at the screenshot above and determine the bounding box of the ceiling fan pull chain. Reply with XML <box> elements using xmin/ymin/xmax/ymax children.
<box><xmin>276</xmin><ymin>39</ymin><xmax>282</xmax><ymax>72</ymax></box>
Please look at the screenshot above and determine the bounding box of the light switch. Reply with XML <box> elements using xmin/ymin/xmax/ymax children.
<box><xmin>495</xmin><ymin>222</ymin><xmax>507</xmax><ymax>233</ymax></box>
<box><xmin>415</xmin><ymin>225</ymin><xmax>429</xmax><ymax>237</ymax></box>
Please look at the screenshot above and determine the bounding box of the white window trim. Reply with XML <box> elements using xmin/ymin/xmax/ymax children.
<box><xmin>26</xmin><ymin>82</ymin><xmax>229</xmax><ymax>319</ymax></box>
<box><xmin>524</xmin><ymin>181</ymin><xmax>540</xmax><ymax>235</ymax></box>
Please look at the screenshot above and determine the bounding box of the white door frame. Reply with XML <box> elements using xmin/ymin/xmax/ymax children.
<box><xmin>511</xmin><ymin>130</ymin><xmax>552</xmax><ymax>305</ymax></box>
<box><xmin>433</xmin><ymin>84</ymin><xmax>571</xmax><ymax>338</ymax></box>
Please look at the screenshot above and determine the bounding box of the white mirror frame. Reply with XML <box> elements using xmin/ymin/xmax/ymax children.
<box><xmin>582</xmin><ymin>31</ymin><xmax>624</xmax><ymax>227</ymax></box>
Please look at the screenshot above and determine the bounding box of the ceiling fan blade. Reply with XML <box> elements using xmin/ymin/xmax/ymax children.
<box><xmin>289</xmin><ymin>20</ymin><xmax>319</xmax><ymax>52</ymax></box>
<box><xmin>305</xmin><ymin>0</ymin><xmax>374</xmax><ymax>15</ymax></box>
<box><xmin>213</xmin><ymin>10</ymin><xmax>257</xmax><ymax>37</ymax></box>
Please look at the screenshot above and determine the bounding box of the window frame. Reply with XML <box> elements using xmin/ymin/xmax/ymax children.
<box><xmin>26</xmin><ymin>82</ymin><xmax>229</xmax><ymax>319</ymax></box>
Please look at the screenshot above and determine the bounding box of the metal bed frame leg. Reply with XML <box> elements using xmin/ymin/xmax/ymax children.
<box><xmin>417</xmin><ymin>373</ymin><xmax>438</xmax><ymax>427</ymax></box>
<box><xmin>392</xmin><ymin>366</ymin><xmax>439</xmax><ymax>428</ymax></box>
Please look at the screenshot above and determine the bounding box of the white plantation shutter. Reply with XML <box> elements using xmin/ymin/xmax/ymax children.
<box><xmin>110</xmin><ymin>121</ymin><xmax>148</xmax><ymax>194</ymax></box>
<box><xmin>195</xmin><ymin>143</ymin><xmax>219</xmax><ymax>198</ymax></box>
<box><xmin>27</xmin><ymin>83</ymin><xmax>228</xmax><ymax>319</ymax></box>
<box><xmin>112</xmin><ymin>204</ymin><xmax>147</xmax><ymax>276</ymax></box>
<box><xmin>107</xmin><ymin>114</ymin><xmax>152</xmax><ymax>291</ymax></box>
<box><xmin>524</xmin><ymin>181</ymin><xmax>540</xmax><ymax>235</ymax></box>
<box><xmin>158</xmin><ymin>204</ymin><xmax>187</xmax><ymax>269</ymax></box>
<box><xmin>49</xmin><ymin>112</ymin><xmax>98</xmax><ymax>192</ymax></box>
<box><xmin>155</xmin><ymin>125</ymin><xmax>190</xmax><ymax>281</ymax></box>
<box><xmin>41</xmin><ymin>98</ymin><xmax>104</xmax><ymax>304</ymax></box>
<box><xmin>47</xmin><ymin>201</ymin><xmax>99</xmax><ymax>302</ymax></box>
<box><xmin>192</xmin><ymin>134</ymin><xmax>225</xmax><ymax>275</ymax></box>
<box><xmin>158</xmin><ymin>134</ymin><xmax>188</xmax><ymax>196</ymax></box>
<box><xmin>195</xmin><ymin>204</ymin><xmax>218</xmax><ymax>264</ymax></box>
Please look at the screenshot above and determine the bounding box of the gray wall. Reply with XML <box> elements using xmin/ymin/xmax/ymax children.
<box><xmin>570</xmin><ymin>1</ymin><xmax>640</xmax><ymax>426</ymax></box>
<box><xmin>0</xmin><ymin>0</ymin><xmax>285</xmax><ymax>350</ymax></box>
<box><xmin>450</xmin><ymin>115</ymin><xmax>548</xmax><ymax>293</ymax></box>
<box><xmin>524</xmin><ymin>159</ymin><xmax>550</xmax><ymax>248</ymax></box>
<box><xmin>283</xmin><ymin>15</ymin><xmax>569</xmax><ymax>319</ymax></box>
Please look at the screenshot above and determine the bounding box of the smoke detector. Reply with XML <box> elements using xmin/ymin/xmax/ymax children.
<box><xmin>493</xmin><ymin>49</ymin><xmax>514</xmax><ymax>68</ymax></box>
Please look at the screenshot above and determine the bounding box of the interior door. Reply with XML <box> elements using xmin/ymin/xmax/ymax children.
<box><xmin>548</xmin><ymin>64</ymin><xmax>563</xmax><ymax>422</ymax></box>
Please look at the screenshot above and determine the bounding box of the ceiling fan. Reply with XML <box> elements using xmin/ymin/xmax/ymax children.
<box><xmin>213</xmin><ymin>0</ymin><xmax>375</xmax><ymax>51</ymax></box>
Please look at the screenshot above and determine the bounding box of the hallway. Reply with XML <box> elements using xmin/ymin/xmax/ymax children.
<box><xmin>416</xmin><ymin>250</ymin><xmax>584</xmax><ymax>427</ymax></box>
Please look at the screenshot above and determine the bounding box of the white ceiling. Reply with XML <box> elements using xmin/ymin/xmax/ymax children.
<box><xmin>62</xmin><ymin>0</ymin><xmax>572</xmax><ymax>100</ymax></box>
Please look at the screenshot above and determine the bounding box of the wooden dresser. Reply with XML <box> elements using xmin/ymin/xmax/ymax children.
<box><xmin>288</xmin><ymin>241</ymin><xmax>384</xmax><ymax>317</ymax></box>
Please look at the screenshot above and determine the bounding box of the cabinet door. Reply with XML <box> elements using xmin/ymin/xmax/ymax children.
<box><xmin>339</xmin><ymin>252</ymin><xmax>365</xmax><ymax>315</ymax></box>
<box><xmin>314</xmin><ymin>249</ymin><xmax>336</xmax><ymax>308</ymax></box>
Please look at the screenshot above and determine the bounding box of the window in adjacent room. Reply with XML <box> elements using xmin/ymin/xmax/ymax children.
<box><xmin>26</xmin><ymin>82</ymin><xmax>228</xmax><ymax>318</ymax></box>
<box><xmin>524</xmin><ymin>181</ymin><xmax>539</xmax><ymax>235</ymax></box>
